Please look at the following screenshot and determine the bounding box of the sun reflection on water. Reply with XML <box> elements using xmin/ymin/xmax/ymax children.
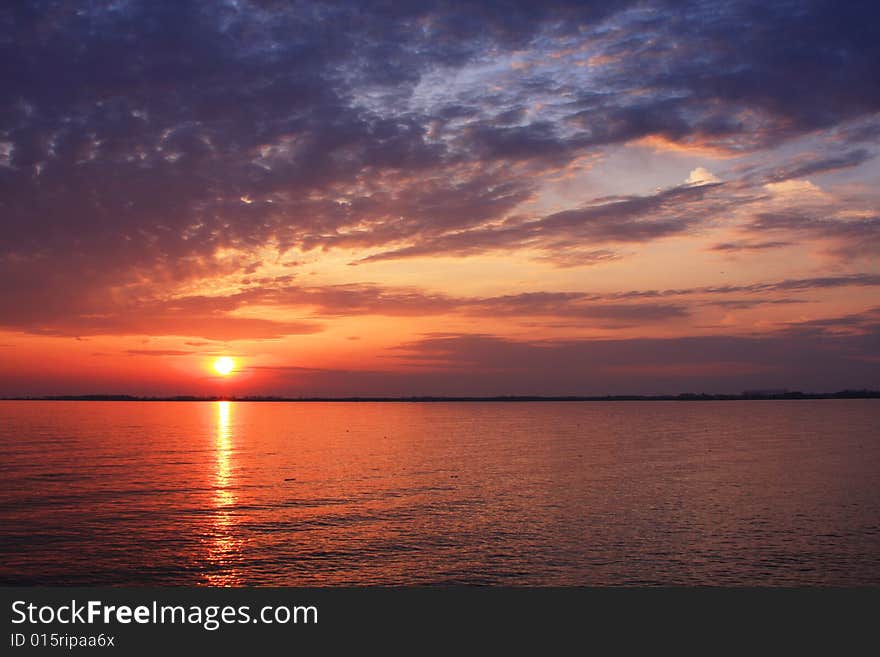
<box><xmin>204</xmin><ymin>400</ymin><xmax>244</xmax><ymax>586</ymax></box>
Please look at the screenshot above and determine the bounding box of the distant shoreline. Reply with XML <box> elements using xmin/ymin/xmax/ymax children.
<box><xmin>2</xmin><ymin>390</ymin><xmax>879</xmax><ymax>402</ymax></box>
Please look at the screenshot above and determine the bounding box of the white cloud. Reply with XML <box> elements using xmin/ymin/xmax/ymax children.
<box><xmin>685</xmin><ymin>166</ymin><xmax>720</xmax><ymax>185</ymax></box>
<box><xmin>763</xmin><ymin>179</ymin><xmax>829</xmax><ymax>200</ymax></box>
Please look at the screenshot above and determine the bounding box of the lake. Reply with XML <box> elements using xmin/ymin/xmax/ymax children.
<box><xmin>1</xmin><ymin>400</ymin><xmax>878</xmax><ymax>585</ymax></box>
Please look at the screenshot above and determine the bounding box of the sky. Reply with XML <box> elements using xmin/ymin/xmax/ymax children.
<box><xmin>1</xmin><ymin>0</ymin><xmax>878</xmax><ymax>397</ymax></box>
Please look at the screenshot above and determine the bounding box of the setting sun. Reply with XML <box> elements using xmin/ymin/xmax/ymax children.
<box><xmin>213</xmin><ymin>357</ymin><xmax>235</xmax><ymax>376</ymax></box>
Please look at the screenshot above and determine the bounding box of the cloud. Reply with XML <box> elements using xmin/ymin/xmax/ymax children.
<box><xmin>236</xmin><ymin>285</ymin><xmax>689</xmax><ymax>325</ymax></box>
<box><xmin>606</xmin><ymin>273</ymin><xmax>880</xmax><ymax>300</ymax></box>
<box><xmin>757</xmin><ymin>148</ymin><xmax>876</xmax><ymax>183</ymax></box>
<box><xmin>762</xmin><ymin>179</ymin><xmax>829</xmax><ymax>200</ymax></box>
<box><xmin>358</xmin><ymin>181</ymin><xmax>728</xmax><ymax>263</ymax></box>
<box><xmin>2</xmin><ymin>0</ymin><xmax>878</xmax><ymax>286</ymax></box>
<box><xmin>1</xmin><ymin>0</ymin><xmax>879</xmax><ymax>389</ymax></box>
<box><xmin>1</xmin><ymin>274</ymin><xmax>687</xmax><ymax>338</ymax></box>
<box><xmin>782</xmin><ymin>306</ymin><xmax>880</xmax><ymax>336</ymax></box>
<box><xmin>5</xmin><ymin>266</ymin><xmax>879</xmax><ymax>340</ymax></box>
<box><xmin>745</xmin><ymin>212</ymin><xmax>880</xmax><ymax>259</ymax></box>
<box><xmin>703</xmin><ymin>298</ymin><xmax>809</xmax><ymax>310</ymax></box>
<box><xmin>125</xmin><ymin>349</ymin><xmax>193</xmax><ymax>357</ymax></box>
<box><xmin>531</xmin><ymin>248</ymin><xmax>620</xmax><ymax>268</ymax></box>
<box><xmin>686</xmin><ymin>167</ymin><xmax>720</xmax><ymax>185</ymax></box>
<box><xmin>0</xmin><ymin>271</ymin><xmax>324</xmax><ymax>339</ymax></box>
<box><xmin>709</xmin><ymin>240</ymin><xmax>792</xmax><ymax>252</ymax></box>
<box><xmin>243</xmin><ymin>325</ymin><xmax>879</xmax><ymax>396</ymax></box>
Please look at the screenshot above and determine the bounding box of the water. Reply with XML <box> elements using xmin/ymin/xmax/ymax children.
<box><xmin>1</xmin><ymin>400</ymin><xmax>878</xmax><ymax>586</ymax></box>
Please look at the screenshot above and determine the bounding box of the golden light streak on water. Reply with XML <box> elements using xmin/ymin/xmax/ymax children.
<box><xmin>205</xmin><ymin>401</ymin><xmax>243</xmax><ymax>585</ymax></box>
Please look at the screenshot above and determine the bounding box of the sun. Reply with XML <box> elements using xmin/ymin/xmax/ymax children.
<box><xmin>213</xmin><ymin>357</ymin><xmax>235</xmax><ymax>376</ymax></box>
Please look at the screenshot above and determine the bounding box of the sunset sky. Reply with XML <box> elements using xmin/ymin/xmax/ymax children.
<box><xmin>1</xmin><ymin>0</ymin><xmax>878</xmax><ymax>396</ymax></box>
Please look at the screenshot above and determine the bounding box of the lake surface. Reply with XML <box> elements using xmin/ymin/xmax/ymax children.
<box><xmin>1</xmin><ymin>400</ymin><xmax>878</xmax><ymax>586</ymax></box>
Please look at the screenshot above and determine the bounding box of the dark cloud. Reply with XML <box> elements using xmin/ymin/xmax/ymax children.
<box><xmin>709</xmin><ymin>241</ymin><xmax>792</xmax><ymax>252</ymax></box>
<box><xmin>757</xmin><ymin>149</ymin><xmax>875</xmax><ymax>183</ymax></box>
<box><xmin>783</xmin><ymin>306</ymin><xmax>880</xmax><ymax>332</ymax></box>
<box><xmin>0</xmin><ymin>0</ymin><xmax>633</xmax><ymax>271</ymax></box>
<box><xmin>745</xmin><ymin>213</ymin><xmax>880</xmax><ymax>259</ymax></box>
<box><xmin>2</xmin><ymin>1</ymin><xmax>878</xmax><ymax>277</ymax></box>
<box><xmin>459</xmin><ymin>293</ymin><xmax>688</xmax><ymax>324</ymax></box>
<box><xmin>243</xmin><ymin>324</ymin><xmax>880</xmax><ymax>396</ymax></box>
<box><xmin>0</xmin><ymin>278</ymin><xmax>686</xmax><ymax>339</ymax></box>
<box><xmin>580</xmin><ymin>0</ymin><xmax>880</xmax><ymax>151</ymax></box>
<box><xmin>606</xmin><ymin>273</ymin><xmax>880</xmax><ymax>301</ymax></box>
<box><xmin>2</xmin><ymin>0</ymin><xmax>879</xmax><ymax>371</ymax></box>
<box><xmin>5</xmin><ymin>270</ymin><xmax>878</xmax><ymax>339</ymax></box>
<box><xmin>225</xmin><ymin>285</ymin><xmax>688</xmax><ymax>325</ymax></box>
<box><xmin>704</xmin><ymin>298</ymin><xmax>809</xmax><ymax>310</ymax></box>
<box><xmin>359</xmin><ymin>182</ymin><xmax>729</xmax><ymax>263</ymax></box>
<box><xmin>0</xmin><ymin>276</ymin><xmax>324</xmax><ymax>339</ymax></box>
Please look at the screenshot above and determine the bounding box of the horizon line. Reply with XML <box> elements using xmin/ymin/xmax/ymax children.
<box><xmin>2</xmin><ymin>389</ymin><xmax>879</xmax><ymax>402</ymax></box>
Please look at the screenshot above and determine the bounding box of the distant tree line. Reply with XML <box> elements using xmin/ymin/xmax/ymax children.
<box><xmin>3</xmin><ymin>390</ymin><xmax>878</xmax><ymax>402</ymax></box>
